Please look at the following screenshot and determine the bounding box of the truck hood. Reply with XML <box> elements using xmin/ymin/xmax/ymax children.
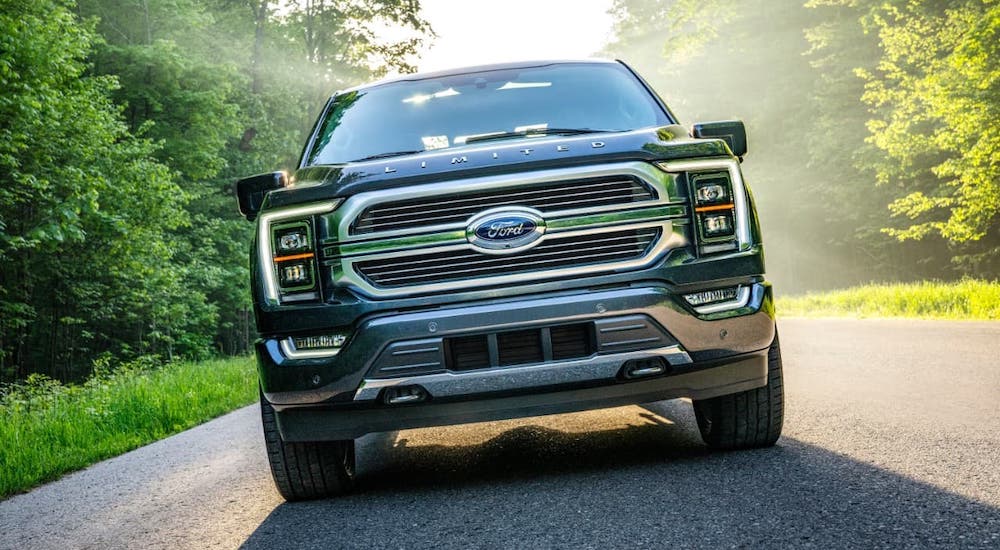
<box><xmin>263</xmin><ymin>125</ymin><xmax>732</xmax><ymax>209</ymax></box>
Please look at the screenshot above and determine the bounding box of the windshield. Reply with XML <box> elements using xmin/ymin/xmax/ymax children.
<box><xmin>304</xmin><ymin>62</ymin><xmax>671</xmax><ymax>165</ymax></box>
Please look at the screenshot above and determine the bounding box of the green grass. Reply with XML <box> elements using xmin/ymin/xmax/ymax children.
<box><xmin>779</xmin><ymin>280</ymin><xmax>1000</xmax><ymax>320</ymax></box>
<box><xmin>0</xmin><ymin>356</ymin><xmax>257</xmax><ymax>499</ymax></box>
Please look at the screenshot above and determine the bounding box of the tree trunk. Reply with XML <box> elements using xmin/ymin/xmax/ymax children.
<box><xmin>251</xmin><ymin>0</ymin><xmax>270</xmax><ymax>94</ymax></box>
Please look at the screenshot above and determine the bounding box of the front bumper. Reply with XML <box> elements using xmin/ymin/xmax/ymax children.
<box><xmin>274</xmin><ymin>351</ymin><xmax>767</xmax><ymax>441</ymax></box>
<box><xmin>256</xmin><ymin>281</ymin><xmax>775</xmax><ymax>439</ymax></box>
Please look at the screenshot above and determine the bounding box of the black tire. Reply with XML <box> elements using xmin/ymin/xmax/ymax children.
<box><xmin>260</xmin><ymin>392</ymin><xmax>355</xmax><ymax>501</ymax></box>
<box><xmin>693</xmin><ymin>332</ymin><xmax>784</xmax><ymax>450</ymax></box>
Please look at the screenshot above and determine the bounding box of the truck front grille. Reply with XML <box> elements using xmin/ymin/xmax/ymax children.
<box><xmin>354</xmin><ymin>228</ymin><xmax>660</xmax><ymax>289</ymax></box>
<box><xmin>351</xmin><ymin>175</ymin><xmax>655</xmax><ymax>235</ymax></box>
<box><xmin>327</xmin><ymin>162</ymin><xmax>689</xmax><ymax>298</ymax></box>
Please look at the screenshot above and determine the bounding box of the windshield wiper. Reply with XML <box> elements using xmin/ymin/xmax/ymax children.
<box><xmin>349</xmin><ymin>149</ymin><xmax>425</xmax><ymax>163</ymax></box>
<box><xmin>463</xmin><ymin>128</ymin><xmax>622</xmax><ymax>145</ymax></box>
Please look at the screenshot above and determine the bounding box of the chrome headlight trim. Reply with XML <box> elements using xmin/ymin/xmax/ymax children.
<box><xmin>655</xmin><ymin>158</ymin><xmax>752</xmax><ymax>250</ymax></box>
<box><xmin>258</xmin><ymin>200</ymin><xmax>341</xmax><ymax>305</ymax></box>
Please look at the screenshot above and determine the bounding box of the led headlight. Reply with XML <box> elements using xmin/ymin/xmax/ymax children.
<box><xmin>274</xmin><ymin>222</ymin><xmax>311</xmax><ymax>253</ymax></box>
<box><xmin>271</xmin><ymin>219</ymin><xmax>316</xmax><ymax>292</ymax></box>
<box><xmin>701</xmin><ymin>212</ymin><xmax>735</xmax><ymax>237</ymax></box>
<box><xmin>696</xmin><ymin>184</ymin><xmax>727</xmax><ymax>203</ymax></box>
<box><xmin>279</xmin><ymin>262</ymin><xmax>312</xmax><ymax>287</ymax></box>
<box><xmin>258</xmin><ymin>200</ymin><xmax>341</xmax><ymax>304</ymax></box>
<box><xmin>692</xmin><ymin>173</ymin><xmax>731</xmax><ymax>205</ymax></box>
<box><xmin>278</xmin><ymin>231</ymin><xmax>308</xmax><ymax>252</ymax></box>
<box><xmin>654</xmin><ymin>160</ymin><xmax>747</xmax><ymax>256</ymax></box>
<box><xmin>689</xmin><ymin>171</ymin><xmax>737</xmax><ymax>248</ymax></box>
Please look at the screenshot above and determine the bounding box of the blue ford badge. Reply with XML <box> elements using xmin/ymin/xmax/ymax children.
<box><xmin>475</xmin><ymin>217</ymin><xmax>536</xmax><ymax>240</ymax></box>
<box><xmin>467</xmin><ymin>208</ymin><xmax>546</xmax><ymax>253</ymax></box>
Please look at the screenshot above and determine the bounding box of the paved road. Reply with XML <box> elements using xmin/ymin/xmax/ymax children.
<box><xmin>2</xmin><ymin>319</ymin><xmax>999</xmax><ymax>549</ymax></box>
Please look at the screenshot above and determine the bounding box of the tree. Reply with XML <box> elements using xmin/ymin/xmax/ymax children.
<box><xmin>0</xmin><ymin>0</ymin><xmax>433</xmax><ymax>382</ymax></box>
<box><xmin>0</xmin><ymin>0</ymin><xmax>211</xmax><ymax>381</ymax></box>
<box><xmin>604</xmin><ymin>0</ymin><xmax>967</xmax><ymax>290</ymax></box>
<box><xmin>855</xmin><ymin>0</ymin><xmax>1000</xmax><ymax>273</ymax></box>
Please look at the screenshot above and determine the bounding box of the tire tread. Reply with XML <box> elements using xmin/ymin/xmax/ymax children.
<box><xmin>259</xmin><ymin>393</ymin><xmax>354</xmax><ymax>501</ymax></box>
<box><xmin>694</xmin><ymin>332</ymin><xmax>785</xmax><ymax>450</ymax></box>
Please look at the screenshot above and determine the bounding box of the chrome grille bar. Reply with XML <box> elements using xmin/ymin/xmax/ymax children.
<box><xmin>352</xmin><ymin>176</ymin><xmax>654</xmax><ymax>235</ymax></box>
<box><xmin>358</xmin><ymin>189</ymin><xmax>650</xmax><ymax>226</ymax></box>
<box><xmin>355</xmin><ymin>228</ymin><xmax>660</xmax><ymax>288</ymax></box>
<box><xmin>358</xmin><ymin>232</ymin><xmax>655</xmax><ymax>275</ymax></box>
<box><xmin>360</xmin><ymin>179</ymin><xmax>642</xmax><ymax>215</ymax></box>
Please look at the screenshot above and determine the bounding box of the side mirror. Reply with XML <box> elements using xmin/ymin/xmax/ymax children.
<box><xmin>692</xmin><ymin>120</ymin><xmax>747</xmax><ymax>158</ymax></box>
<box><xmin>236</xmin><ymin>171</ymin><xmax>287</xmax><ymax>221</ymax></box>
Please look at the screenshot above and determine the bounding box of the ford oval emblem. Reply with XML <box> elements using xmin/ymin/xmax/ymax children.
<box><xmin>475</xmin><ymin>217</ymin><xmax>537</xmax><ymax>240</ymax></box>
<box><xmin>467</xmin><ymin>208</ymin><xmax>546</xmax><ymax>254</ymax></box>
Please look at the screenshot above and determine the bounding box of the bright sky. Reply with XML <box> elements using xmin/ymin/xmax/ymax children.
<box><xmin>414</xmin><ymin>0</ymin><xmax>616</xmax><ymax>72</ymax></box>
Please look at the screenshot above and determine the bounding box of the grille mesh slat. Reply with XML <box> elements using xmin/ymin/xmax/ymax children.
<box><xmin>363</xmin><ymin>234</ymin><xmax>652</xmax><ymax>275</ymax></box>
<box><xmin>448</xmin><ymin>335</ymin><xmax>490</xmax><ymax>370</ymax></box>
<box><xmin>359</xmin><ymin>191</ymin><xmax>650</xmax><ymax>229</ymax></box>
<box><xmin>355</xmin><ymin>228</ymin><xmax>659</xmax><ymax>288</ymax></box>
<box><xmin>352</xmin><ymin>176</ymin><xmax>656</xmax><ymax>235</ymax></box>
<box><xmin>362</xmin><ymin>182</ymin><xmax>641</xmax><ymax>220</ymax></box>
<box><xmin>371</xmin><ymin>249</ymin><xmax>646</xmax><ymax>284</ymax></box>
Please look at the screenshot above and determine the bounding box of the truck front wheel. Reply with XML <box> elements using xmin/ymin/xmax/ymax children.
<box><xmin>693</xmin><ymin>332</ymin><xmax>784</xmax><ymax>450</ymax></box>
<box><xmin>260</xmin><ymin>391</ymin><xmax>355</xmax><ymax>501</ymax></box>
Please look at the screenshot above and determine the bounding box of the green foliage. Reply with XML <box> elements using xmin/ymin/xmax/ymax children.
<box><xmin>604</xmin><ymin>0</ymin><xmax>998</xmax><ymax>290</ymax></box>
<box><xmin>0</xmin><ymin>0</ymin><xmax>432</xmax><ymax>381</ymax></box>
<box><xmin>0</xmin><ymin>0</ymin><xmax>213</xmax><ymax>381</ymax></box>
<box><xmin>96</xmin><ymin>40</ymin><xmax>242</xmax><ymax>181</ymax></box>
<box><xmin>854</xmin><ymin>1</ymin><xmax>1000</xmax><ymax>272</ymax></box>
<box><xmin>779</xmin><ymin>279</ymin><xmax>1000</xmax><ymax>319</ymax></box>
<box><xmin>76</xmin><ymin>0</ymin><xmax>434</xmax><ymax>363</ymax></box>
<box><xmin>0</xmin><ymin>355</ymin><xmax>257</xmax><ymax>498</ymax></box>
<box><xmin>605</xmin><ymin>0</ymin><xmax>905</xmax><ymax>293</ymax></box>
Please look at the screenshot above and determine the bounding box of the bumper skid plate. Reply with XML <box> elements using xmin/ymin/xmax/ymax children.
<box><xmin>275</xmin><ymin>351</ymin><xmax>768</xmax><ymax>441</ymax></box>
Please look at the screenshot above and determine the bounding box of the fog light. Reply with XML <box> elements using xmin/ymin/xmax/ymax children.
<box><xmin>294</xmin><ymin>334</ymin><xmax>347</xmax><ymax>350</ymax></box>
<box><xmin>684</xmin><ymin>286</ymin><xmax>740</xmax><ymax>306</ymax></box>
<box><xmin>281</xmin><ymin>332</ymin><xmax>348</xmax><ymax>359</ymax></box>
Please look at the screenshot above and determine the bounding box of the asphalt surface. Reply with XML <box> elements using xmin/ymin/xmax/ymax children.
<box><xmin>2</xmin><ymin>318</ymin><xmax>999</xmax><ymax>549</ymax></box>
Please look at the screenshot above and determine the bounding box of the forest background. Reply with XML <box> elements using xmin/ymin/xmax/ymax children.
<box><xmin>2</xmin><ymin>0</ymin><xmax>996</xmax><ymax>383</ymax></box>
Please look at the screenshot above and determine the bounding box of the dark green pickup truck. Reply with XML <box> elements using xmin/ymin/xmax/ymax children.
<box><xmin>237</xmin><ymin>59</ymin><xmax>783</xmax><ymax>501</ymax></box>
